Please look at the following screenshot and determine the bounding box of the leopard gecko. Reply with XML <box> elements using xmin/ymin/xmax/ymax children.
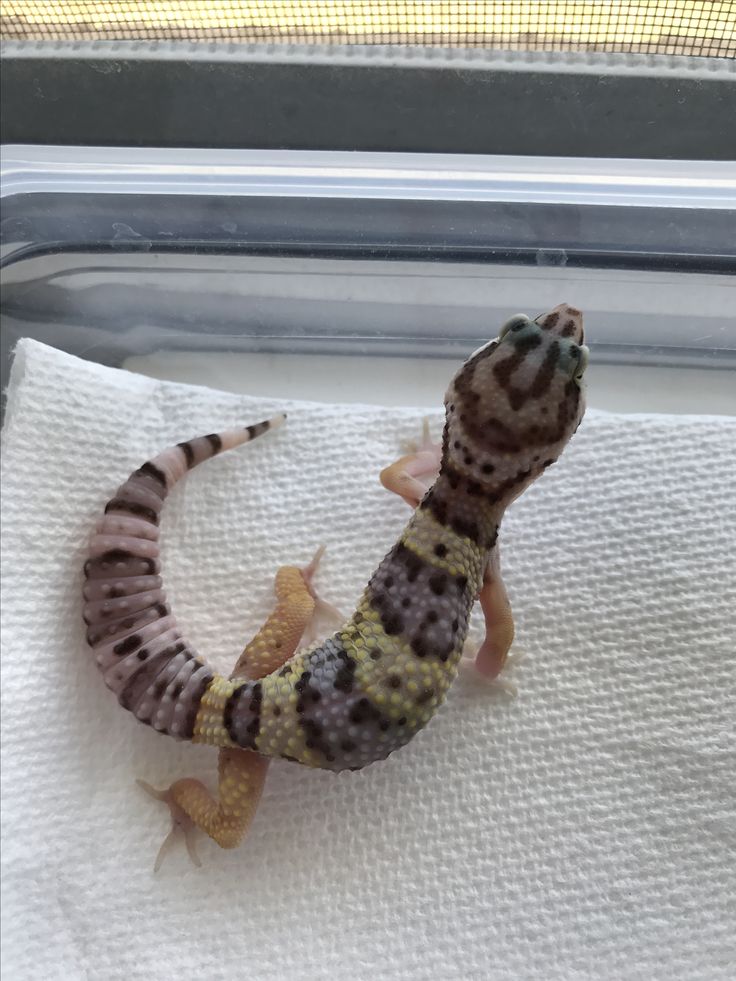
<box><xmin>83</xmin><ymin>303</ymin><xmax>588</xmax><ymax>866</ymax></box>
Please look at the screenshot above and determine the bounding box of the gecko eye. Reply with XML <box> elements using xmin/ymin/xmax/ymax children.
<box><xmin>498</xmin><ymin>314</ymin><xmax>529</xmax><ymax>340</ymax></box>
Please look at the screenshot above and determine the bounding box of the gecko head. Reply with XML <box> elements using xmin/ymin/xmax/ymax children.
<box><xmin>442</xmin><ymin>303</ymin><xmax>588</xmax><ymax>506</ymax></box>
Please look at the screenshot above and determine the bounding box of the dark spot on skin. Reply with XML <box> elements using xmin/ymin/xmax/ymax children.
<box><xmin>381</xmin><ymin>612</ymin><xmax>404</xmax><ymax>636</ymax></box>
<box><xmin>155</xmin><ymin>604</ymin><xmax>168</xmax><ymax>617</ymax></box>
<box><xmin>426</xmin><ymin>611</ymin><xmax>439</xmax><ymax>625</ymax></box>
<box><xmin>136</xmin><ymin>462</ymin><xmax>167</xmax><ymax>488</ymax></box>
<box><xmin>542</xmin><ymin>311</ymin><xmax>560</xmax><ymax>329</ymax></box>
<box><xmin>452</xmin><ymin>618</ymin><xmax>459</xmax><ymax>632</ymax></box>
<box><xmin>294</xmin><ymin>672</ymin><xmax>311</xmax><ymax>693</ymax></box>
<box><xmin>561</xmin><ymin>319</ymin><xmax>576</xmax><ymax>337</ymax></box>
<box><xmin>350</xmin><ymin>698</ymin><xmax>372</xmax><ymax>724</ymax></box>
<box><xmin>411</xmin><ymin>636</ymin><xmax>427</xmax><ymax>658</ymax></box>
<box><xmin>311</xmin><ymin>691</ymin><xmax>321</xmax><ymax>703</ymax></box>
<box><xmin>456</xmin><ymin>575</ymin><xmax>468</xmax><ymax>591</ymax></box>
<box><xmin>465</xmin><ymin>480</ymin><xmax>483</xmax><ymax>497</ymax></box>
<box><xmin>384</xmin><ymin>576</ymin><xmax>394</xmax><ymax>589</ymax></box>
<box><xmin>395</xmin><ymin>544</ymin><xmax>424</xmax><ymax>583</ymax></box>
<box><xmin>481</xmin><ymin>417</ymin><xmax>521</xmax><ymax>454</ymax></box>
<box><xmin>273</xmin><ymin>705</ymin><xmax>281</xmax><ymax>717</ymax></box>
<box><xmin>154</xmin><ymin>678</ymin><xmax>168</xmax><ymax>699</ymax></box>
<box><xmin>379</xmin><ymin>719</ymin><xmax>390</xmax><ymax>731</ymax></box>
<box><xmin>205</xmin><ymin>433</ymin><xmax>222</xmax><ymax>453</ymax></box>
<box><xmin>182</xmin><ymin>671</ymin><xmax>214</xmax><ymax>740</ymax></box>
<box><xmin>369</xmin><ymin>648</ymin><xmax>382</xmax><ymax>661</ymax></box>
<box><xmin>246</xmin><ymin>421</ymin><xmax>269</xmax><ymax>439</ymax></box>
<box><xmin>278</xmin><ymin>665</ymin><xmax>291</xmax><ymax>677</ymax></box>
<box><xmin>429</xmin><ymin>572</ymin><xmax>447</xmax><ymax>596</ymax></box>
<box><xmin>422</xmin><ymin>491</ymin><xmax>448</xmax><ymax>527</ymax></box>
<box><xmin>172</xmin><ymin>683</ymin><xmax>183</xmax><ymax>699</ymax></box>
<box><xmin>249</xmin><ymin>683</ymin><xmax>263</xmax><ymax>712</ymax></box>
<box><xmin>417</xmin><ymin>688</ymin><xmax>435</xmax><ymax>705</ymax></box>
<box><xmin>398</xmin><ymin>717</ymin><xmax>407</xmax><ymax>726</ymax></box>
<box><xmin>104</xmin><ymin>498</ymin><xmax>160</xmax><ymax>525</ymax></box>
<box><xmin>301</xmin><ymin>719</ymin><xmax>323</xmax><ymax>739</ymax></box>
<box><xmin>529</xmin><ymin>340</ymin><xmax>560</xmax><ymax>401</ymax></box>
<box><xmin>402</xmin><ymin>597</ymin><xmax>412</xmax><ymax>608</ymax></box>
<box><xmin>434</xmin><ymin>543</ymin><xmax>447</xmax><ymax>558</ymax></box>
<box><xmin>333</xmin><ymin>655</ymin><xmax>356</xmax><ymax>692</ymax></box>
<box><xmin>449</xmin><ymin>404</ymin><xmax>455</xmax><ymax>412</ymax></box>
<box><xmin>482</xmin><ymin>463</ymin><xmax>495</xmax><ymax>475</ymax></box>
<box><xmin>543</xmin><ymin>458</ymin><xmax>555</xmax><ymax>468</ymax></box>
<box><xmin>453</xmin><ymin>441</ymin><xmax>461</xmax><ymax>449</ymax></box>
<box><xmin>464</xmin><ymin>455</ymin><xmax>474</xmax><ymax>466</ymax></box>
<box><xmin>114</xmin><ymin>634</ymin><xmax>141</xmax><ymax>656</ymax></box>
<box><xmin>136</xmin><ymin>649</ymin><xmax>149</xmax><ymax>661</ymax></box>
<box><xmin>341</xmin><ymin>739</ymin><xmax>356</xmax><ymax>752</ymax></box>
<box><xmin>178</xmin><ymin>441</ymin><xmax>195</xmax><ymax>467</ymax></box>
<box><xmin>223</xmin><ymin>684</ymin><xmax>245</xmax><ymax>740</ymax></box>
<box><xmin>387</xmin><ymin>675</ymin><xmax>401</xmax><ymax>689</ymax></box>
<box><xmin>451</xmin><ymin>517</ymin><xmax>480</xmax><ymax>543</ymax></box>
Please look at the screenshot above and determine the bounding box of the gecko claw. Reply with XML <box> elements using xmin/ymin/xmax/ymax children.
<box><xmin>137</xmin><ymin>779</ymin><xmax>203</xmax><ymax>872</ymax></box>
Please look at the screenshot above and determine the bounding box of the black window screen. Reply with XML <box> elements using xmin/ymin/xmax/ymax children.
<box><xmin>2</xmin><ymin>1</ymin><xmax>734</xmax><ymax>58</ymax></box>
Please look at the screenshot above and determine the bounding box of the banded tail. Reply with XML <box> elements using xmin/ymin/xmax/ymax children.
<box><xmin>83</xmin><ymin>417</ymin><xmax>286</xmax><ymax>738</ymax></box>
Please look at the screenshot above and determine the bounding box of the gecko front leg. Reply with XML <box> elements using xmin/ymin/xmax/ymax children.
<box><xmin>379</xmin><ymin>417</ymin><xmax>442</xmax><ymax>508</ymax></box>
<box><xmin>460</xmin><ymin>546</ymin><xmax>523</xmax><ymax>695</ymax></box>
<box><xmin>138</xmin><ymin>548</ymin><xmax>334</xmax><ymax>869</ymax></box>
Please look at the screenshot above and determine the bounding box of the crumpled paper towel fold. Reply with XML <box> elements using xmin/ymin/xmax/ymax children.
<box><xmin>1</xmin><ymin>338</ymin><xmax>734</xmax><ymax>981</ymax></box>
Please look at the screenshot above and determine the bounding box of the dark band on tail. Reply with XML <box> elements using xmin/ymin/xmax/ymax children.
<box><xmin>84</xmin><ymin>417</ymin><xmax>285</xmax><ymax>739</ymax></box>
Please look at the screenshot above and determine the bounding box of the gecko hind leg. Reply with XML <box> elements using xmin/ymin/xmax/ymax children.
<box><xmin>139</xmin><ymin>549</ymin><xmax>333</xmax><ymax>869</ymax></box>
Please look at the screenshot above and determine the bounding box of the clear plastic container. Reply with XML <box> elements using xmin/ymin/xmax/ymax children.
<box><xmin>2</xmin><ymin>145</ymin><xmax>735</xmax><ymax>412</ymax></box>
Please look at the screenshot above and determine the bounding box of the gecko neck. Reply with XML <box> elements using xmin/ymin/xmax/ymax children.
<box><xmin>421</xmin><ymin>468</ymin><xmax>506</xmax><ymax>554</ymax></box>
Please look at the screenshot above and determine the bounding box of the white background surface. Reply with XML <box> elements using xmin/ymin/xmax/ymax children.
<box><xmin>2</xmin><ymin>340</ymin><xmax>735</xmax><ymax>981</ymax></box>
<box><xmin>126</xmin><ymin>351</ymin><xmax>736</xmax><ymax>416</ymax></box>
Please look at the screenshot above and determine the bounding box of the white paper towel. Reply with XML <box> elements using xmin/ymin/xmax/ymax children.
<box><xmin>1</xmin><ymin>338</ymin><xmax>735</xmax><ymax>981</ymax></box>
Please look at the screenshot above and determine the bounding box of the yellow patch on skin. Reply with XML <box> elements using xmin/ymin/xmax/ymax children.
<box><xmin>402</xmin><ymin>509</ymin><xmax>485</xmax><ymax>582</ymax></box>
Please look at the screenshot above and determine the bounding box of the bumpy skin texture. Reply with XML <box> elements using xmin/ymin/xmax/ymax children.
<box><xmin>84</xmin><ymin>304</ymin><xmax>587</xmax><ymax>777</ymax></box>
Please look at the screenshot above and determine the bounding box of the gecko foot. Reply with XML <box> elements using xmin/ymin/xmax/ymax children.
<box><xmin>459</xmin><ymin>645</ymin><xmax>526</xmax><ymax>697</ymax></box>
<box><xmin>137</xmin><ymin>779</ymin><xmax>203</xmax><ymax>873</ymax></box>
<box><xmin>401</xmin><ymin>417</ymin><xmax>437</xmax><ymax>455</ymax></box>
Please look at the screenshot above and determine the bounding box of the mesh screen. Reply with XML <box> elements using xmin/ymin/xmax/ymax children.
<box><xmin>2</xmin><ymin>1</ymin><xmax>734</xmax><ymax>58</ymax></box>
